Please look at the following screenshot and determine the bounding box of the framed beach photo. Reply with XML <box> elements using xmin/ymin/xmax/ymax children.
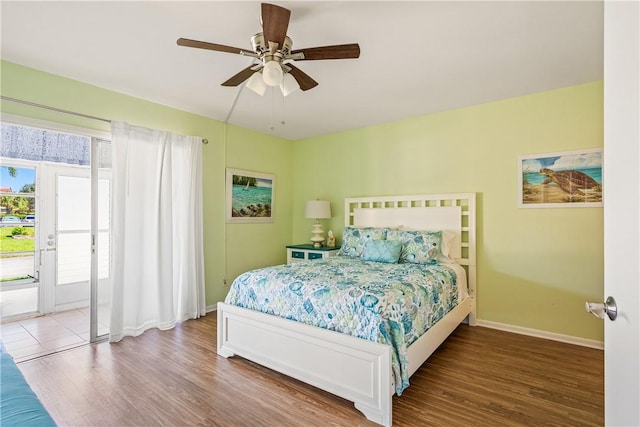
<box><xmin>226</xmin><ymin>168</ymin><xmax>275</xmax><ymax>223</ymax></box>
<box><xmin>518</xmin><ymin>148</ymin><xmax>603</xmax><ymax>208</ymax></box>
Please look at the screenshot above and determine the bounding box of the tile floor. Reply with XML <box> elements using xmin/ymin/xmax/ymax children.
<box><xmin>0</xmin><ymin>308</ymin><xmax>98</xmax><ymax>362</ymax></box>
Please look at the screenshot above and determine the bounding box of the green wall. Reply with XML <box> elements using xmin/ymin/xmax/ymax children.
<box><xmin>1</xmin><ymin>60</ymin><xmax>604</xmax><ymax>341</ymax></box>
<box><xmin>292</xmin><ymin>81</ymin><xmax>604</xmax><ymax>341</ymax></box>
<box><xmin>0</xmin><ymin>60</ymin><xmax>292</xmax><ymax>306</ymax></box>
<box><xmin>223</xmin><ymin>125</ymin><xmax>293</xmax><ymax>284</ymax></box>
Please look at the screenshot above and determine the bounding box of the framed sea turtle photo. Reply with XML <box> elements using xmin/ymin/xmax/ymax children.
<box><xmin>518</xmin><ymin>148</ymin><xmax>603</xmax><ymax>208</ymax></box>
<box><xmin>226</xmin><ymin>168</ymin><xmax>275</xmax><ymax>223</ymax></box>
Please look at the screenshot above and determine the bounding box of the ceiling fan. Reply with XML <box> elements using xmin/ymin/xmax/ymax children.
<box><xmin>177</xmin><ymin>3</ymin><xmax>360</xmax><ymax>96</ymax></box>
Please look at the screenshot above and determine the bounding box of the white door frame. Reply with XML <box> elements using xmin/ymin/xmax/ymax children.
<box><xmin>603</xmin><ymin>1</ymin><xmax>640</xmax><ymax>425</ymax></box>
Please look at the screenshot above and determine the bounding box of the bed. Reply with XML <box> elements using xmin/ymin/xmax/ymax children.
<box><xmin>0</xmin><ymin>343</ymin><xmax>57</xmax><ymax>426</ymax></box>
<box><xmin>217</xmin><ymin>193</ymin><xmax>476</xmax><ymax>426</ymax></box>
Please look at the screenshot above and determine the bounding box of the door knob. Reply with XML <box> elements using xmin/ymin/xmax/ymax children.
<box><xmin>585</xmin><ymin>296</ymin><xmax>617</xmax><ymax>321</ymax></box>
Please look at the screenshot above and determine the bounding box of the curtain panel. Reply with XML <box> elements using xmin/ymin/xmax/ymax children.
<box><xmin>109</xmin><ymin>121</ymin><xmax>205</xmax><ymax>342</ymax></box>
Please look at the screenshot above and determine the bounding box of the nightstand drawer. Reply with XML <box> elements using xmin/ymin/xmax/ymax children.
<box><xmin>286</xmin><ymin>244</ymin><xmax>341</xmax><ymax>264</ymax></box>
<box><xmin>291</xmin><ymin>251</ymin><xmax>306</xmax><ymax>259</ymax></box>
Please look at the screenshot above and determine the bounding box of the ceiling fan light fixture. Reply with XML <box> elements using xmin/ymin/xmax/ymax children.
<box><xmin>280</xmin><ymin>72</ymin><xmax>299</xmax><ymax>96</ymax></box>
<box><xmin>262</xmin><ymin>60</ymin><xmax>283</xmax><ymax>86</ymax></box>
<box><xmin>246</xmin><ymin>72</ymin><xmax>267</xmax><ymax>95</ymax></box>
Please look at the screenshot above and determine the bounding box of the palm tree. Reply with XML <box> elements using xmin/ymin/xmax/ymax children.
<box><xmin>0</xmin><ymin>196</ymin><xmax>30</xmax><ymax>215</ymax></box>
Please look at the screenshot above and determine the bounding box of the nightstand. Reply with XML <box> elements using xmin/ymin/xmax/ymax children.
<box><xmin>286</xmin><ymin>244</ymin><xmax>341</xmax><ymax>264</ymax></box>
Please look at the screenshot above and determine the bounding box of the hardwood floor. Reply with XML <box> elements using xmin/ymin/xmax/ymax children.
<box><xmin>16</xmin><ymin>314</ymin><xmax>603</xmax><ymax>426</ymax></box>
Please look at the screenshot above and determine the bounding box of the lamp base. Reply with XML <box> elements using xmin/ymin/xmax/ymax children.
<box><xmin>310</xmin><ymin>221</ymin><xmax>325</xmax><ymax>248</ymax></box>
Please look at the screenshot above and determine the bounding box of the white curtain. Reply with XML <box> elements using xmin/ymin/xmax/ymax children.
<box><xmin>109</xmin><ymin>121</ymin><xmax>205</xmax><ymax>342</ymax></box>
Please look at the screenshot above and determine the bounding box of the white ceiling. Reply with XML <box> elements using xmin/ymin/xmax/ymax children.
<box><xmin>1</xmin><ymin>1</ymin><xmax>603</xmax><ymax>140</ymax></box>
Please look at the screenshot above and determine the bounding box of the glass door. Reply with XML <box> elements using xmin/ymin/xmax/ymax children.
<box><xmin>51</xmin><ymin>165</ymin><xmax>91</xmax><ymax>313</ymax></box>
<box><xmin>1</xmin><ymin>162</ymin><xmax>94</xmax><ymax>320</ymax></box>
<box><xmin>91</xmin><ymin>138</ymin><xmax>111</xmax><ymax>341</ymax></box>
<box><xmin>0</xmin><ymin>163</ymin><xmax>38</xmax><ymax>319</ymax></box>
<box><xmin>1</xmin><ymin>123</ymin><xmax>111</xmax><ymax>343</ymax></box>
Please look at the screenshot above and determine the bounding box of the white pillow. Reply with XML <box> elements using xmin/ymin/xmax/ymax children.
<box><xmin>440</xmin><ymin>229</ymin><xmax>457</xmax><ymax>259</ymax></box>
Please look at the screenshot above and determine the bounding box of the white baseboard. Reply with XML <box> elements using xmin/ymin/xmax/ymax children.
<box><xmin>206</xmin><ymin>304</ymin><xmax>217</xmax><ymax>313</ymax></box>
<box><xmin>476</xmin><ymin>319</ymin><xmax>604</xmax><ymax>350</ymax></box>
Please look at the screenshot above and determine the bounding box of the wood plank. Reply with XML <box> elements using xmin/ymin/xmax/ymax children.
<box><xmin>15</xmin><ymin>315</ymin><xmax>603</xmax><ymax>426</ymax></box>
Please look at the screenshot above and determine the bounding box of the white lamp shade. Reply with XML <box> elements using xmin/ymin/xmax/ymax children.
<box><xmin>262</xmin><ymin>61</ymin><xmax>283</xmax><ymax>87</ymax></box>
<box><xmin>305</xmin><ymin>200</ymin><xmax>331</xmax><ymax>219</ymax></box>
<box><xmin>246</xmin><ymin>72</ymin><xmax>267</xmax><ymax>95</ymax></box>
<box><xmin>280</xmin><ymin>73</ymin><xmax>300</xmax><ymax>96</ymax></box>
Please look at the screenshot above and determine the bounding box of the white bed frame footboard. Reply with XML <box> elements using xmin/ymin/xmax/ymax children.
<box><xmin>218</xmin><ymin>302</ymin><xmax>393</xmax><ymax>425</ymax></box>
<box><xmin>218</xmin><ymin>193</ymin><xmax>476</xmax><ymax>426</ymax></box>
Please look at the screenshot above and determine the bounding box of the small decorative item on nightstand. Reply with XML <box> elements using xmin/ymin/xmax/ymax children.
<box><xmin>326</xmin><ymin>230</ymin><xmax>336</xmax><ymax>248</ymax></box>
<box><xmin>286</xmin><ymin>244</ymin><xmax>340</xmax><ymax>264</ymax></box>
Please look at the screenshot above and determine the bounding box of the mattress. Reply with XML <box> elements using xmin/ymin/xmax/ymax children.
<box><xmin>224</xmin><ymin>256</ymin><xmax>461</xmax><ymax>394</ymax></box>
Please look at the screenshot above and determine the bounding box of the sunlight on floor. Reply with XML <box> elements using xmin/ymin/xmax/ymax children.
<box><xmin>0</xmin><ymin>308</ymin><xmax>108</xmax><ymax>362</ymax></box>
<box><xmin>0</xmin><ymin>287</ymin><xmax>38</xmax><ymax>318</ymax></box>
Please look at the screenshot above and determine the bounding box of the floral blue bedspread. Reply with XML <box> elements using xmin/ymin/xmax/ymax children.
<box><xmin>224</xmin><ymin>256</ymin><xmax>459</xmax><ymax>395</ymax></box>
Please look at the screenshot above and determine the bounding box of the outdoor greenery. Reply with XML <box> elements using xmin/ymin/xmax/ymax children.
<box><xmin>1</xmin><ymin>167</ymin><xmax>36</xmax><ymax>215</ymax></box>
<box><xmin>232</xmin><ymin>175</ymin><xmax>257</xmax><ymax>187</ymax></box>
<box><xmin>0</xmin><ymin>227</ymin><xmax>35</xmax><ymax>254</ymax></box>
<box><xmin>11</xmin><ymin>227</ymin><xmax>30</xmax><ymax>236</ymax></box>
<box><xmin>0</xmin><ymin>191</ymin><xmax>35</xmax><ymax>216</ymax></box>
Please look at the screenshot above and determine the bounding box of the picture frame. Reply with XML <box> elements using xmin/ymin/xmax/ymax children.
<box><xmin>518</xmin><ymin>148</ymin><xmax>603</xmax><ymax>208</ymax></box>
<box><xmin>226</xmin><ymin>168</ymin><xmax>275</xmax><ymax>223</ymax></box>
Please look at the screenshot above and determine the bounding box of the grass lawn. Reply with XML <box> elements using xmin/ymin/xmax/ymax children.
<box><xmin>0</xmin><ymin>227</ymin><xmax>35</xmax><ymax>254</ymax></box>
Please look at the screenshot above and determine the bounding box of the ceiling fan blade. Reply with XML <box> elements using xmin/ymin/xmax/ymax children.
<box><xmin>287</xmin><ymin>64</ymin><xmax>318</xmax><ymax>91</ymax></box>
<box><xmin>221</xmin><ymin>66</ymin><xmax>257</xmax><ymax>87</ymax></box>
<box><xmin>291</xmin><ymin>44</ymin><xmax>361</xmax><ymax>61</ymax></box>
<box><xmin>261</xmin><ymin>3</ymin><xmax>291</xmax><ymax>48</ymax></box>
<box><xmin>177</xmin><ymin>38</ymin><xmax>250</xmax><ymax>55</ymax></box>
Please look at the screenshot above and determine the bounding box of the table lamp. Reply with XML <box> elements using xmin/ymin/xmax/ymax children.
<box><xmin>305</xmin><ymin>200</ymin><xmax>331</xmax><ymax>247</ymax></box>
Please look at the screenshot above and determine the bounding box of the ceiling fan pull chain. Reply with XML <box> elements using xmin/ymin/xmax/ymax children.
<box><xmin>280</xmin><ymin>89</ymin><xmax>286</xmax><ymax>127</ymax></box>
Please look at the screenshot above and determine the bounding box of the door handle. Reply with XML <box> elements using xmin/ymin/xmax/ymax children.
<box><xmin>585</xmin><ymin>296</ymin><xmax>617</xmax><ymax>321</ymax></box>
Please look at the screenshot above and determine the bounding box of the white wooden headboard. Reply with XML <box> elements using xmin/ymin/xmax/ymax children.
<box><xmin>353</xmin><ymin>207</ymin><xmax>462</xmax><ymax>259</ymax></box>
<box><xmin>344</xmin><ymin>193</ymin><xmax>476</xmax><ymax>299</ymax></box>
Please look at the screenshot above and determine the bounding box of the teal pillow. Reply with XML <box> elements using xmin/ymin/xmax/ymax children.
<box><xmin>386</xmin><ymin>229</ymin><xmax>442</xmax><ymax>264</ymax></box>
<box><xmin>362</xmin><ymin>239</ymin><xmax>402</xmax><ymax>264</ymax></box>
<box><xmin>339</xmin><ymin>226</ymin><xmax>388</xmax><ymax>258</ymax></box>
